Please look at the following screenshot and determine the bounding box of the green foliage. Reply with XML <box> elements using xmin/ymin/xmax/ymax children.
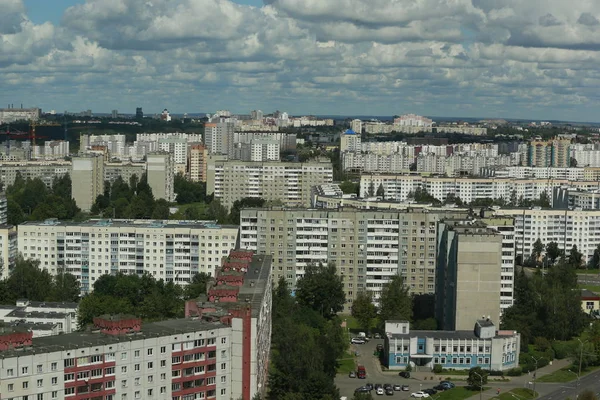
<box><xmin>352</xmin><ymin>393</ymin><xmax>374</xmax><ymax>400</ymax></box>
<box><xmin>0</xmin><ymin>257</ymin><xmax>80</xmax><ymax>304</ymax></box>
<box><xmin>228</xmin><ymin>197</ymin><xmax>266</xmax><ymax>225</ymax></box>
<box><xmin>433</xmin><ymin>364</ymin><xmax>443</xmax><ymax>373</ymax></box>
<box><xmin>339</xmin><ymin>181</ymin><xmax>359</xmax><ymax>195</ymax></box>
<box><xmin>506</xmin><ymin>367</ymin><xmax>522</xmax><ymax>376</ymax></box>
<box><xmin>589</xmin><ymin>243</ymin><xmax>600</xmax><ymax>269</ymax></box>
<box><xmin>579</xmin><ymin>390</ymin><xmax>599</xmax><ymax>400</ymax></box>
<box><xmin>546</xmin><ymin>241</ymin><xmax>562</xmax><ymax>264</ymax></box>
<box><xmin>412</xmin><ymin>318</ymin><xmax>437</xmax><ymax>330</ymax></box>
<box><xmin>77</xmin><ymin>273</ymin><xmax>184</xmax><ymax>328</ymax></box>
<box><xmin>296</xmin><ymin>262</ymin><xmax>345</xmax><ymax>319</ymax></box>
<box><xmin>376</xmin><ymin>183</ymin><xmax>385</xmax><ymax>198</ymax></box>
<box><xmin>466</xmin><ymin>366</ymin><xmax>488</xmax><ymax>390</ymax></box>
<box><xmin>268</xmin><ymin>277</ymin><xmax>343</xmax><ymax>400</ymax></box>
<box><xmin>378</xmin><ymin>275</ymin><xmax>413</xmax><ymax>327</ymax></box>
<box><xmin>184</xmin><ymin>272</ymin><xmax>211</xmax><ymax>300</ymax></box>
<box><xmin>5</xmin><ymin>173</ymin><xmax>80</xmax><ymax>224</ymax></box>
<box><xmin>501</xmin><ymin>262</ymin><xmax>587</xmax><ymax>343</ymax></box>
<box><xmin>351</xmin><ymin>291</ymin><xmax>377</xmax><ymax>333</ymax></box>
<box><xmin>174</xmin><ymin>173</ymin><xmax>208</xmax><ymax>204</ymax></box>
<box><xmin>408</xmin><ymin>187</ymin><xmax>440</xmax><ymax>204</ymax></box>
<box><xmin>568</xmin><ymin>245</ymin><xmax>583</xmax><ymax>268</ymax></box>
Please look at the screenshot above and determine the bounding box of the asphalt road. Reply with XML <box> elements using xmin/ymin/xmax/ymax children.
<box><xmin>335</xmin><ymin>338</ymin><xmax>439</xmax><ymax>399</ymax></box>
<box><xmin>537</xmin><ymin>368</ymin><xmax>600</xmax><ymax>400</ymax></box>
<box><xmin>578</xmin><ymin>274</ymin><xmax>600</xmax><ymax>286</ymax></box>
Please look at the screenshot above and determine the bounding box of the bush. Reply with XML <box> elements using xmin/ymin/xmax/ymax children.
<box><xmin>534</xmin><ymin>337</ymin><xmax>552</xmax><ymax>352</ymax></box>
<box><xmin>488</xmin><ymin>370</ymin><xmax>504</xmax><ymax>377</ymax></box>
<box><xmin>405</xmin><ymin>364</ymin><xmax>412</xmax><ymax>372</ymax></box>
<box><xmin>433</xmin><ymin>364</ymin><xmax>443</xmax><ymax>374</ymax></box>
<box><xmin>506</xmin><ymin>367</ymin><xmax>523</xmax><ymax>376</ymax></box>
<box><xmin>552</xmin><ymin>341</ymin><xmax>573</xmax><ymax>360</ymax></box>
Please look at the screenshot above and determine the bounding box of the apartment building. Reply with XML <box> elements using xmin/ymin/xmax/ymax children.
<box><xmin>232</xmin><ymin>132</ymin><xmax>296</xmax><ymax>153</ymax></box>
<box><xmin>359</xmin><ymin>174</ymin><xmax>600</xmax><ymax>204</ymax></box>
<box><xmin>0</xmin><ymin>161</ymin><xmax>71</xmax><ymax>188</ymax></box>
<box><xmin>104</xmin><ymin>162</ymin><xmax>146</xmax><ymax>185</ymax></box>
<box><xmin>340</xmin><ymin>129</ymin><xmax>361</xmax><ymax>152</ymax></box>
<box><xmin>528</xmin><ymin>139</ymin><xmax>571</xmax><ymax>167</ymax></box>
<box><xmin>482</xmin><ymin>166</ymin><xmax>586</xmax><ymax>180</ymax></box>
<box><xmin>188</xmin><ymin>144</ymin><xmax>208</xmax><ymax>183</ymax></box>
<box><xmin>0</xmin><ymin>193</ymin><xmax>7</xmax><ymax>224</ymax></box>
<box><xmin>18</xmin><ymin>219</ymin><xmax>240</xmax><ymax>294</ymax></box>
<box><xmin>0</xmin><ymin>299</ymin><xmax>78</xmax><ymax>337</ymax></box>
<box><xmin>436</xmin><ymin>220</ymin><xmax>503</xmax><ymax>331</ymax></box>
<box><xmin>206</xmin><ymin>160</ymin><xmax>333</xmax><ymax>209</ymax></box>
<box><xmin>490</xmin><ymin>208</ymin><xmax>600</xmax><ymax>265</ymax></box>
<box><xmin>0</xmin><ymin>249</ymin><xmax>271</xmax><ymax>400</ymax></box>
<box><xmin>205</xmin><ymin>121</ymin><xmax>234</xmax><ymax>155</ymax></box>
<box><xmin>239</xmin><ymin>208</ymin><xmax>468</xmax><ymax>310</ymax></box>
<box><xmin>350</xmin><ymin>119</ymin><xmax>362</xmax><ymax>134</ymax></box>
<box><xmin>81</xmin><ymin>134</ymin><xmax>127</xmax><ymax>159</ymax></box>
<box><xmin>236</xmin><ymin>139</ymin><xmax>280</xmax><ymax>162</ymax></box>
<box><xmin>0</xmin><ymin>224</ymin><xmax>17</xmax><ymax>279</ymax></box>
<box><xmin>71</xmin><ymin>154</ymin><xmax>105</xmax><ymax>212</ymax></box>
<box><xmin>146</xmin><ymin>152</ymin><xmax>175</xmax><ymax>202</ymax></box>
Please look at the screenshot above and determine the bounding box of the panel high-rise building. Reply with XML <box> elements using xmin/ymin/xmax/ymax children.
<box><xmin>188</xmin><ymin>143</ymin><xmax>208</xmax><ymax>182</ymax></box>
<box><xmin>146</xmin><ymin>152</ymin><xmax>175</xmax><ymax>202</ymax></box>
<box><xmin>71</xmin><ymin>154</ymin><xmax>105</xmax><ymax>212</ymax></box>
<box><xmin>205</xmin><ymin>121</ymin><xmax>234</xmax><ymax>155</ymax></box>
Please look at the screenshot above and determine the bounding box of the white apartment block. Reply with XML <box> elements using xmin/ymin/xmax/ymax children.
<box><xmin>81</xmin><ymin>134</ymin><xmax>127</xmax><ymax>160</ymax></box>
<box><xmin>157</xmin><ymin>137</ymin><xmax>188</xmax><ymax>170</ymax></box>
<box><xmin>485</xmin><ymin>166</ymin><xmax>587</xmax><ymax>180</ymax></box>
<box><xmin>340</xmin><ymin>130</ymin><xmax>361</xmax><ymax>152</ymax></box>
<box><xmin>491</xmin><ymin>208</ymin><xmax>600</xmax><ymax>265</ymax></box>
<box><xmin>104</xmin><ymin>162</ymin><xmax>146</xmax><ymax>185</ymax></box>
<box><xmin>17</xmin><ymin>219</ymin><xmax>240</xmax><ymax>294</ymax></box>
<box><xmin>350</xmin><ymin>119</ymin><xmax>363</xmax><ymax>134</ymax></box>
<box><xmin>206</xmin><ymin>160</ymin><xmax>333</xmax><ymax>209</ymax></box>
<box><xmin>31</xmin><ymin>141</ymin><xmax>70</xmax><ymax>160</ymax></box>
<box><xmin>359</xmin><ymin>174</ymin><xmax>600</xmax><ymax>205</ymax></box>
<box><xmin>0</xmin><ymin>161</ymin><xmax>71</xmax><ymax>188</ymax></box>
<box><xmin>233</xmin><ymin>132</ymin><xmax>297</xmax><ymax>153</ymax></box>
<box><xmin>239</xmin><ymin>208</ymin><xmax>469</xmax><ymax>310</ymax></box>
<box><xmin>364</xmin><ymin>121</ymin><xmax>394</xmax><ymax>134</ymax></box>
<box><xmin>0</xmin><ymin>107</ymin><xmax>40</xmax><ymax>123</ymax></box>
<box><xmin>342</xmin><ymin>152</ymin><xmax>412</xmax><ymax>173</ymax></box>
<box><xmin>237</xmin><ymin>139</ymin><xmax>280</xmax><ymax>162</ymax></box>
<box><xmin>71</xmin><ymin>155</ymin><xmax>105</xmax><ymax>212</ymax></box>
<box><xmin>0</xmin><ymin>194</ymin><xmax>7</xmax><ymax>224</ymax></box>
<box><xmin>205</xmin><ymin>122</ymin><xmax>234</xmax><ymax>156</ymax></box>
<box><xmin>393</xmin><ymin>114</ymin><xmax>433</xmax><ymax>127</ymax></box>
<box><xmin>136</xmin><ymin>133</ymin><xmax>202</xmax><ymax>144</ymax></box>
<box><xmin>0</xmin><ymin>224</ymin><xmax>17</xmax><ymax>279</ymax></box>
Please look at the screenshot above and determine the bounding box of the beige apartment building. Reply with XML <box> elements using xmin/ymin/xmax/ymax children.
<box><xmin>435</xmin><ymin>220</ymin><xmax>503</xmax><ymax>330</ymax></box>
<box><xmin>240</xmin><ymin>207</ymin><xmax>469</xmax><ymax>311</ymax></box>
<box><xmin>146</xmin><ymin>152</ymin><xmax>175</xmax><ymax>202</ymax></box>
<box><xmin>0</xmin><ymin>224</ymin><xmax>17</xmax><ymax>279</ymax></box>
<box><xmin>188</xmin><ymin>143</ymin><xmax>208</xmax><ymax>182</ymax></box>
<box><xmin>0</xmin><ymin>161</ymin><xmax>71</xmax><ymax>188</ymax></box>
<box><xmin>207</xmin><ymin>160</ymin><xmax>333</xmax><ymax>209</ymax></box>
<box><xmin>71</xmin><ymin>154</ymin><xmax>104</xmax><ymax>212</ymax></box>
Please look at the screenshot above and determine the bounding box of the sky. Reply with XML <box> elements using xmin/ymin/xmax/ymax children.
<box><xmin>3</xmin><ymin>0</ymin><xmax>600</xmax><ymax>121</ymax></box>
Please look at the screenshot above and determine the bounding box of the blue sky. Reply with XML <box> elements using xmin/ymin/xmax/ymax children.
<box><xmin>4</xmin><ymin>0</ymin><xmax>600</xmax><ymax>121</ymax></box>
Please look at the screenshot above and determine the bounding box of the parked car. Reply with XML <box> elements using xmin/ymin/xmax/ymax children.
<box><xmin>393</xmin><ymin>384</ymin><xmax>402</xmax><ymax>391</ymax></box>
<box><xmin>376</xmin><ymin>344</ymin><xmax>384</xmax><ymax>352</ymax></box>
<box><xmin>351</xmin><ymin>338</ymin><xmax>366</xmax><ymax>344</ymax></box>
<box><xmin>433</xmin><ymin>385</ymin><xmax>447</xmax><ymax>391</ymax></box>
<box><xmin>399</xmin><ymin>371</ymin><xmax>411</xmax><ymax>378</ymax></box>
<box><xmin>376</xmin><ymin>387</ymin><xmax>385</xmax><ymax>395</ymax></box>
<box><xmin>374</xmin><ymin>333</ymin><xmax>381</xmax><ymax>339</ymax></box>
<box><xmin>365</xmin><ymin>383</ymin><xmax>374</xmax><ymax>391</ymax></box>
<box><xmin>355</xmin><ymin>386</ymin><xmax>371</xmax><ymax>393</ymax></box>
<box><xmin>385</xmin><ymin>388</ymin><xmax>394</xmax><ymax>396</ymax></box>
<box><xmin>440</xmin><ymin>381</ymin><xmax>455</xmax><ymax>388</ymax></box>
<box><xmin>383</xmin><ymin>384</ymin><xmax>392</xmax><ymax>390</ymax></box>
<box><xmin>423</xmin><ymin>388</ymin><xmax>437</xmax><ymax>395</ymax></box>
<box><xmin>349</xmin><ymin>371</ymin><xmax>356</xmax><ymax>378</ymax></box>
<box><xmin>402</xmin><ymin>385</ymin><xmax>410</xmax><ymax>391</ymax></box>
<box><xmin>374</xmin><ymin>384</ymin><xmax>383</xmax><ymax>389</ymax></box>
<box><xmin>410</xmin><ymin>391</ymin><xmax>430</xmax><ymax>398</ymax></box>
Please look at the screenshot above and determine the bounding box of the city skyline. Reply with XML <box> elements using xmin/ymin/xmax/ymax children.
<box><xmin>3</xmin><ymin>0</ymin><xmax>600</xmax><ymax>122</ymax></box>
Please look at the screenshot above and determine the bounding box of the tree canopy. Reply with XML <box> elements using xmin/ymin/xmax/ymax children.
<box><xmin>351</xmin><ymin>290</ymin><xmax>377</xmax><ymax>333</ymax></box>
<box><xmin>295</xmin><ymin>262</ymin><xmax>345</xmax><ymax>319</ymax></box>
<box><xmin>378</xmin><ymin>275</ymin><xmax>413</xmax><ymax>327</ymax></box>
<box><xmin>91</xmin><ymin>175</ymin><xmax>161</xmax><ymax>219</ymax></box>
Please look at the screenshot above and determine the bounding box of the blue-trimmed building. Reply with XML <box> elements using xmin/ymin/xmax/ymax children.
<box><xmin>384</xmin><ymin>319</ymin><xmax>520</xmax><ymax>372</ymax></box>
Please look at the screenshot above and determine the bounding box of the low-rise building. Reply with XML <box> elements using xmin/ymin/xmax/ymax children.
<box><xmin>383</xmin><ymin>319</ymin><xmax>520</xmax><ymax>372</ymax></box>
<box><xmin>581</xmin><ymin>289</ymin><xmax>600</xmax><ymax>316</ymax></box>
<box><xmin>0</xmin><ymin>299</ymin><xmax>78</xmax><ymax>336</ymax></box>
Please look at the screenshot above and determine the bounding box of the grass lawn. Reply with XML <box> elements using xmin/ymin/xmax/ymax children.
<box><xmin>579</xmin><ymin>284</ymin><xmax>600</xmax><ymax>293</ymax></box>
<box><xmin>577</xmin><ymin>270</ymin><xmax>600</xmax><ymax>275</ymax></box>
<box><xmin>340</xmin><ymin>315</ymin><xmax>381</xmax><ymax>334</ymax></box>
<box><xmin>489</xmin><ymin>388</ymin><xmax>536</xmax><ymax>400</ymax></box>
<box><xmin>434</xmin><ymin>387</ymin><xmax>489</xmax><ymax>400</ymax></box>
<box><xmin>169</xmin><ymin>202</ymin><xmax>207</xmax><ymax>219</ymax></box>
<box><xmin>336</xmin><ymin>356</ymin><xmax>356</xmax><ymax>374</ymax></box>
<box><xmin>536</xmin><ymin>365</ymin><xmax>600</xmax><ymax>383</ymax></box>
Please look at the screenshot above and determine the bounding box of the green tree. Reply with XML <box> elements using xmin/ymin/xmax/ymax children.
<box><xmin>467</xmin><ymin>366</ymin><xmax>488</xmax><ymax>390</ymax></box>
<box><xmin>184</xmin><ymin>272</ymin><xmax>211</xmax><ymax>300</ymax></box>
<box><xmin>229</xmin><ymin>197</ymin><xmax>266</xmax><ymax>225</ymax></box>
<box><xmin>352</xmin><ymin>393</ymin><xmax>374</xmax><ymax>400</ymax></box>
<box><xmin>589</xmin><ymin>243</ymin><xmax>600</xmax><ymax>270</ymax></box>
<box><xmin>151</xmin><ymin>199</ymin><xmax>171</xmax><ymax>219</ymax></box>
<box><xmin>174</xmin><ymin>173</ymin><xmax>207</xmax><ymax>204</ymax></box>
<box><xmin>378</xmin><ymin>276</ymin><xmax>413</xmax><ymax>326</ymax></box>
<box><xmin>568</xmin><ymin>245</ymin><xmax>583</xmax><ymax>268</ymax></box>
<box><xmin>205</xmin><ymin>200</ymin><xmax>229</xmax><ymax>224</ymax></box>
<box><xmin>531</xmin><ymin>239</ymin><xmax>544</xmax><ymax>264</ymax></box>
<box><xmin>351</xmin><ymin>291</ymin><xmax>377</xmax><ymax>333</ymax></box>
<box><xmin>376</xmin><ymin>184</ymin><xmax>385</xmax><ymax>198</ymax></box>
<box><xmin>77</xmin><ymin>294</ymin><xmax>134</xmax><ymax>328</ymax></box>
<box><xmin>49</xmin><ymin>272</ymin><xmax>81</xmax><ymax>302</ymax></box>
<box><xmin>296</xmin><ymin>263</ymin><xmax>345</xmax><ymax>319</ymax></box>
<box><xmin>367</xmin><ymin>182</ymin><xmax>375</xmax><ymax>197</ymax></box>
<box><xmin>546</xmin><ymin>241</ymin><xmax>562</xmax><ymax>265</ymax></box>
<box><xmin>5</xmin><ymin>257</ymin><xmax>53</xmax><ymax>302</ymax></box>
<box><xmin>6</xmin><ymin>198</ymin><xmax>25</xmax><ymax>225</ymax></box>
<box><xmin>339</xmin><ymin>181</ymin><xmax>359</xmax><ymax>195</ymax></box>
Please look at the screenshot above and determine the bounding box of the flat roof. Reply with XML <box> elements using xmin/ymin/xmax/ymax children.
<box><xmin>19</xmin><ymin>219</ymin><xmax>238</xmax><ymax>230</ymax></box>
<box><xmin>0</xmin><ymin>318</ymin><xmax>227</xmax><ymax>358</ymax></box>
<box><xmin>389</xmin><ymin>330</ymin><xmax>516</xmax><ymax>340</ymax></box>
<box><xmin>6</xmin><ymin>310</ymin><xmax>71</xmax><ymax>319</ymax></box>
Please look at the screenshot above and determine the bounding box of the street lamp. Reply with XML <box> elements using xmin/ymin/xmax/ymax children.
<box><xmin>472</xmin><ymin>371</ymin><xmax>483</xmax><ymax>400</ymax></box>
<box><xmin>566</xmin><ymin>370</ymin><xmax>579</xmax><ymax>392</ymax></box>
<box><xmin>531</xmin><ymin>356</ymin><xmax>545</xmax><ymax>397</ymax></box>
<box><xmin>577</xmin><ymin>338</ymin><xmax>585</xmax><ymax>397</ymax></box>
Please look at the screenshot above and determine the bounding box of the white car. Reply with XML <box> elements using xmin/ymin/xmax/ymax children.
<box><xmin>351</xmin><ymin>338</ymin><xmax>366</xmax><ymax>344</ymax></box>
<box><xmin>376</xmin><ymin>387</ymin><xmax>385</xmax><ymax>395</ymax></box>
<box><xmin>411</xmin><ymin>392</ymin><xmax>430</xmax><ymax>398</ymax></box>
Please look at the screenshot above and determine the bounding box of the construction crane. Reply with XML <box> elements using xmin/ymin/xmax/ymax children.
<box><xmin>0</xmin><ymin>124</ymin><xmax>28</xmax><ymax>156</ymax></box>
<box><xmin>29</xmin><ymin>121</ymin><xmax>51</xmax><ymax>147</ymax></box>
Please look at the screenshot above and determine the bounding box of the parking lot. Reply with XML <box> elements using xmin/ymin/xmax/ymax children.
<box><xmin>335</xmin><ymin>337</ymin><xmax>440</xmax><ymax>398</ymax></box>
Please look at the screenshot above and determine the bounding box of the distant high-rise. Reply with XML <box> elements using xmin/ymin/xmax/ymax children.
<box><xmin>71</xmin><ymin>154</ymin><xmax>105</xmax><ymax>212</ymax></box>
<box><xmin>188</xmin><ymin>144</ymin><xmax>208</xmax><ymax>182</ymax></box>
<box><xmin>111</xmin><ymin>109</ymin><xmax>118</xmax><ymax>119</ymax></box>
<box><xmin>147</xmin><ymin>152</ymin><xmax>175</xmax><ymax>202</ymax></box>
<box><xmin>205</xmin><ymin>121</ymin><xmax>234</xmax><ymax>155</ymax></box>
<box><xmin>350</xmin><ymin>119</ymin><xmax>363</xmax><ymax>134</ymax></box>
<box><xmin>135</xmin><ymin>107</ymin><xmax>143</xmax><ymax>119</ymax></box>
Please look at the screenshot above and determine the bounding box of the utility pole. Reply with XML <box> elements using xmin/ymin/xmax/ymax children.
<box><xmin>577</xmin><ymin>338</ymin><xmax>584</xmax><ymax>396</ymax></box>
<box><xmin>531</xmin><ymin>356</ymin><xmax>545</xmax><ymax>397</ymax></box>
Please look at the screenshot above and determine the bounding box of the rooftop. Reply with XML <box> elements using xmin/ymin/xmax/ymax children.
<box><xmin>581</xmin><ymin>288</ymin><xmax>600</xmax><ymax>298</ymax></box>
<box><xmin>389</xmin><ymin>329</ymin><xmax>516</xmax><ymax>341</ymax></box>
<box><xmin>20</xmin><ymin>218</ymin><xmax>238</xmax><ymax>230</ymax></box>
<box><xmin>0</xmin><ymin>318</ymin><xmax>226</xmax><ymax>358</ymax></box>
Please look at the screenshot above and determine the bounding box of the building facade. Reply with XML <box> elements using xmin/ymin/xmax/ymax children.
<box><xmin>0</xmin><ymin>161</ymin><xmax>71</xmax><ymax>188</ymax></box>
<box><xmin>188</xmin><ymin>144</ymin><xmax>208</xmax><ymax>183</ymax></box>
<box><xmin>435</xmin><ymin>220</ymin><xmax>503</xmax><ymax>331</ymax></box>
<box><xmin>384</xmin><ymin>320</ymin><xmax>520</xmax><ymax>372</ymax></box>
<box><xmin>0</xmin><ymin>299</ymin><xmax>78</xmax><ymax>337</ymax></box>
<box><xmin>18</xmin><ymin>219</ymin><xmax>240</xmax><ymax>294</ymax></box>
<box><xmin>239</xmin><ymin>208</ymin><xmax>469</xmax><ymax>310</ymax></box>
<box><xmin>71</xmin><ymin>155</ymin><xmax>105</xmax><ymax>212</ymax></box>
<box><xmin>0</xmin><ymin>224</ymin><xmax>17</xmax><ymax>279</ymax></box>
<box><xmin>146</xmin><ymin>152</ymin><xmax>175</xmax><ymax>202</ymax></box>
<box><xmin>206</xmin><ymin>160</ymin><xmax>333</xmax><ymax>209</ymax></box>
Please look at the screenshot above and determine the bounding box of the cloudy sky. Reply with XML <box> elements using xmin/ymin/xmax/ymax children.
<box><xmin>2</xmin><ymin>0</ymin><xmax>600</xmax><ymax>121</ymax></box>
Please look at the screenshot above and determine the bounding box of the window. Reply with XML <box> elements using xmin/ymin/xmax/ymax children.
<box><xmin>221</xmin><ymin>376</ymin><xmax>226</xmax><ymax>383</ymax></box>
<box><xmin>148</xmin><ymin>389</ymin><xmax>153</xmax><ymax>396</ymax></box>
<box><xmin>65</xmin><ymin>388</ymin><xmax>75</xmax><ymax>395</ymax></box>
<box><xmin>135</xmin><ymin>377</ymin><xmax>140</xmax><ymax>386</ymax></box>
<box><xmin>37</xmin><ymin>365</ymin><xmax>43</xmax><ymax>373</ymax></box>
<box><xmin>22</xmin><ymin>366</ymin><xmax>29</xmax><ymax>374</ymax></box>
<box><xmin>64</xmin><ymin>359</ymin><xmax>74</xmax><ymax>368</ymax></box>
<box><xmin>147</xmin><ymin>362</ymin><xmax>153</xmax><ymax>369</ymax></box>
<box><xmin>220</xmin><ymin>389</ymin><xmax>226</xmax><ymax>395</ymax></box>
<box><xmin>121</xmin><ymin>366</ymin><xmax>127</xmax><ymax>373</ymax></box>
<box><xmin>135</xmin><ymin>364</ymin><xmax>140</xmax><ymax>371</ymax></box>
<box><xmin>221</xmin><ymin>337</ymin><xmax>227</xmax><ymax>344</ymax></box>
<box><xmin>38</xmin><ymin>394</ymin><xmax>44</xmax><ymax>400</ymax></box>
<box><xmin>37</xmin><ymin>379</ymin><xmax>43</xmax><ymax>387</ymax></box>
<box><xmin>23</xmin><ymin>381</ymin><xmax>29</xmax><ymax>389</ymax></box>
<box><xmin>134</xmin><ymin>350</ymin><xmax>140</xmax><ymax>358</ymax></box>
<box><xmin>51</xmin><ymin>377</ymin><xmax>57</xmax><ymax>385</ymax></box>
<box><xmin>52</xmin><ymin>392</ymin><xmax>58</xmax><ymax>399</ymax></box>
<box><xmin>7</xmin><ymin>383</ymin><xmax>13</xmax><ymax>392</ymax></box>
<box><xmin>135</xmin><ymin>391</ymin><xmax>140</xmax><ymax>399</ymax></box>
<box><xmin>147</xmin><ymin>348</ymin><xmax>153</xmax><ymax>356</ymax></box>
<box><xmin>161</xmin><ymin>346</ymin><xmax>166</xmax><ymax>353</ymax></box>
<box><xmin>51</xmin><ymin>362</ymin><xmax>57</xmax><ymax>371</ymax></box>
<box><xmin>161</xmin><ymin>360</ymin><xmax>166</xmax><ymax>367</ymax></box>
<box><xmin>220</xmin><ymin>363</ymin><xmax>226</xmax><ymax>370</ymax></box>
<box><xmin>121</xmin><ymin>352</ymin><xmax>127</xmax><ymax>360</ymax></box>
